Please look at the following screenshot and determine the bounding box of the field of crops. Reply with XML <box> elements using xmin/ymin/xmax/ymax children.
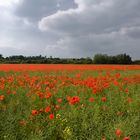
<box><xmin>0</xmin><ymin>64</ymin><xmax>140</xmax><ymax>140</ymax></box>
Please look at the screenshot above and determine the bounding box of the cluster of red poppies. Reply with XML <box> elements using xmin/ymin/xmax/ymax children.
<box><xmin>0</xmin><ymin>68</ymin><xmax>139</xmax><ymax>139</ymax></box>
<box><xmin>0</xmin><ymin>64</ymin><xmax>140</xmax><ymax>71</ymax></box>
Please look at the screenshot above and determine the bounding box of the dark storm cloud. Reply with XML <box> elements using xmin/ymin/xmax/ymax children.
<box><xmin>39</xmin><ymin>0</ymin><xmax>140</xmax><ymax>35</ymax></box>
<box><xmin>38</xmin><ymin>0</ymin><xmax>140</xmax><ymax>59</ymax></box>
<box><xmin>0</xmin><ymin>0</ymin><xmax>140</xmax><ymax>59</ymax></box>
<box><xmin>15</xmin><ymin>0</ymin><xmax>77</xmax><ymax>22</ymax></box>
<box><xmin>123</xmin><ymin>26</ymin><xmax>140</xmax><ymax>39</ymax></box>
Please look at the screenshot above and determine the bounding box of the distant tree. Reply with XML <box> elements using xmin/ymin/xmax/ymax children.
<box><xmin>0</xmin><ymin>53</ymin><xmax>135</xmax><ymax>64</ymax></box>
<box><xmin>133</xmin><ymin>60</ymin><xmax>140</xmax><ymax>64</ymax></box>
<box><xmin>116</xmin><ymin>54</ymin><xmax>132</xmax><ymax>64</ymax></box>
<box><xmin>93</xmin><ymin>54</ymin><xmax>109</xmax><ymax>64</ymax></box>
<box><xmin>83</xmin><ymin>57</ymin><xmax>93</xmax><ymax>64</ymax></box>
<box><xmin>93</xmin><ymin>53</ymin><xmax>132</xmax><ymax>64</ymax></box>
<box><xmin>0</xmin><ymin>54</ymin><xmax>3</xmax><ymax>59</ymax></box>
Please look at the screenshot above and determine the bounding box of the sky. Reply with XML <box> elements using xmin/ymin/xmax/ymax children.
<box><xmin>0</xmin><ymin>0</ymin><xmax>140</xmax><ymax>59</ymax></box>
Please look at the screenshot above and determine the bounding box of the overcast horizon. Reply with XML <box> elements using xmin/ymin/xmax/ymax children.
<box><xmin>0</xmin><ymin>0</ymin><xmax>140</xmax><ymax>60</ymax></box>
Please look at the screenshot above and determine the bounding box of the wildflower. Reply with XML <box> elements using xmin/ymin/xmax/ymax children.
<box><xmin>115</xmin><ymin>73</ymin><xmax>120</xmax><ymax>78</ymax></box>
<box><xmin>114</xmin><ymin>80</ymin><xmax>119</xmax><ymax>86</ymax></box>
<box><xmin>92</xmin><ymin>89</ymin><xmax>97</xmax><ymax>94</ymax></box>
<box><xmin>31</xmin><ymin>110</ymin><xmax>38</xmax><ymax>116</ymax></box>
<box><xmin>44</xmin><ymin>92</ymin><xmax>52</xmax><ymax>99</ymax></box>
<box><xmin>0</xmin><ymin>95</ymin><xmax>5</xmax><ymax>101</ymax></box>
<box><xmin>68</xmin><ymin>96</ymin><xmax>80</xmax><ymax>105</ymax></box>
<box><xmin>45</xmin><ymin>107</ymin><xmax>51</xmax><ymax>113</ymax></box>
<box><xmin>89</xmin><ymin>97</ymin><xmax>94</xmax><ymax>102</ymax></box>
<box><xmin>7</xmin><ymin>90</ymin><xmax>11</xmax><ymax>94</ymax></box>
<box><xmin>62</xmin><ymin>118</ymin><xmax>68</xmax><ymax>123</ymax></box>
<box><xmin>13</xmin><ymin>90</ymin><xmax>17</xmax><ymax>94</ymax></box>
<box><xmin>27</xmin><ymin>93</ymin><xmax>31</xmax><ymax>97</ymax></box>
<box><xmin>102</xmin><ymin>97</ymin><xmax>107</xmax><ymax>101</ymax></box>
<box><xmin>124</xmin><ymin>89</ymin><xmax>129</xmax><ymax>93</ymax></box>
<box><xmin>39</xmin><ymin>108</ymin><xmax>44</xmax><ymax>112</ymax></box>
<box><xmin>127</xmin><ymin>97</ymin><xmax>132</xmax><ymax>103</ymax></box>
<box><xmin>56</xmin><ymin>114</ymin><xmax>61</xmax><ymax>119</ymax></box>
<box><xmin>116</xmin><ymin>128</ymin><xmax>122</xmax><ymax>138</ymax></box>
<box><xmin>36</xmin><ymin>91</ymin><xmax>42</xmax><ymax>97</ymax></box>
<box><xmin>119</xmin><ymin>85</ymin><xmax>123</xmax><ymax>89</ymax></box>
<box><xmin>123</xmin><ymin>137</ymin><xmax>131</xmax><ymax>140</ymax></box>
<box><xmin>63</xmin><ymin>126</ymin><xmax>72</xmax><ymax>136</ymax></box>
<box><xmin>57</xmin><ymin>98</ymin><xmax>62</xmax><ymax>103</ymax></box>
<box><xmin>55</xmin><ymin>105</ymin><xmax>60</xmax><ymax>109</ymax></box>
<box><xmin>49</xmin><ymin>114</ymin><xmax>54</xmax><ymax>120</ymax></box>
<box><xmin>67</xmin><ymin>96</ymin><xmax>71</xmax><ymax>101</ymax></box>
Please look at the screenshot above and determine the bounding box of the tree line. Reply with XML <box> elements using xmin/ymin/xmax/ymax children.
<box><xmin>0</xmin><ymin>54</ymin><xmax>139</xmax><ymax>64</ymax></box>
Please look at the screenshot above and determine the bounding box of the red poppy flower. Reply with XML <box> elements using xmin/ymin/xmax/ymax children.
<box><xmin>13</xmin><ymin>90</ymin><xmax>17</xmax><ymax>94</ymax></box>
<box><xmin>102</xmin><ymin>97</ymin><xmax>107</xmax><ymax>101</ymax></box>
<box><xmin>7</xmin><ymin>90</ymin><xmax>11</xmax><ymax>94</ymax></box>
<box><xmin>124</xmin><ymin>89</ymin><xmax>129</xmax><ymax>93</ymax></box>
<box><xmin>57</xmin><ymin>98</ymin><xmax>62</xmax><ymax>103</ymax></box>
<box><xmin>31</xmin><ymin>110</ymin><xmax>38</xmax><ymax>116</ymax></box>
<box><xmin>89</xmin><ymin>97</ymin><xmax>94</xmax><ymax>102</ymax></box>
<box><xmin>116</xmin><ymin>128</ymin><xmax>122</xmax><ymax>138</ymax></box>
<box><xmin>0</xmin><ymin>95</ymin><xmax>5</xmax><ymax>101</ymax></box>
<box><xmin>68</xmin><ymin>96</ymin><xmax>80</xmax><ymax>105</ymax></box>
<box><xmin>55</xmin><ymin>105</ymin><xmax>60</xmax><ymax>109</ymax></box>
<box><xmin>127</xmin><ymin>97</ymin><xmax>132</xmax><ymax>103</ymax></box>
<box><xmin>44</xmin><ymin>92</ymin><xmax>52</xmax><ymax>99</ymax></box>
<box><xmin>92</xmin><ymin>89</ymin><xmax>97</xmax><ymax>94</ymax></box>
<box><xmin>102</xmin><ymin>138</ymin><xmax>106</xmax><ymax>140</ymax></box>
<box><xmin>123</xmin><ymin>137</ymin><xmax>131</xmax><ymax>140</ymax></box>
<box><xmin>49</xmin><ymin>114</ymin><xmax>54</xmax><ymax>120</ymax></box>
<box><xmin>67</xmin><ymin>96</ymin><xmax>71</xmax><ymax>101</ymax></box>
<box><xmin>39</xmin><ymin>108</ymin><xmax>44</xmax><ymax>112</ymax></box>
<box><xmin>45</xmin><ymin>107</ymin><xmax>51</xmax><ymax>113</ymax></box>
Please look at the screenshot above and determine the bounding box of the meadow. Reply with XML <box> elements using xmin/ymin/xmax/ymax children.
<box><xmin>0</xmin><ymin>64</ymin><xmax>140</xmax><ymax>140</ymax></box>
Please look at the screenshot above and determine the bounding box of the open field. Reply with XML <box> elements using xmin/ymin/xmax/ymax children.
<box><xmin>0</xmin><ymin>65</ymin><xmax>140</xmax><ymax>140</ymax></box>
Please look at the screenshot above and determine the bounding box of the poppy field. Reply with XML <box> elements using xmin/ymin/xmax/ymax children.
<box><xmin>0</xmin><ymin>64</ymin><xmax>140</xmax><ymax>140</ymax></box>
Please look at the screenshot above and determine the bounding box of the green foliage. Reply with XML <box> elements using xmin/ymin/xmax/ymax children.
<box><xmin>0</xmin><ymin>54</ymin><xmax>94</xmax><ymax>64</ymax></box>
<box><xmin>133</xmin><ymin>60</ymin><xmax>140</xmax><ymax>64</ymax></box>
<box><xmin>93</xmin><ymin>53</ymin><xmax>132</xmax><ymax>64</ymax></box>
<box><xmin>0</xmin><ymin>53</ymin><xmax>138</xmax><ymax>64</ymax></box>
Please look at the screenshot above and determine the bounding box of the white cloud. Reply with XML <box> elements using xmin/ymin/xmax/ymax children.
<box><xmin>0</xmin><ymin>0</ymin><xmax>20</xmax><ymax>8</ymax></box>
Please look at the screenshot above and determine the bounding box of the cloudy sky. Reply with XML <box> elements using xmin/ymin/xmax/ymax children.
<box><xmin>0</xmin><ymin>0</ymin><xmax>140</xmax><ymax>59</ymax></box>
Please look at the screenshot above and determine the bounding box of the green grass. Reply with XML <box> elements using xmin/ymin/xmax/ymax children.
<box><xmin>0</xmin><ymin>70</ymin><xmax>140</xmax><ymax>140</ymax></box>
